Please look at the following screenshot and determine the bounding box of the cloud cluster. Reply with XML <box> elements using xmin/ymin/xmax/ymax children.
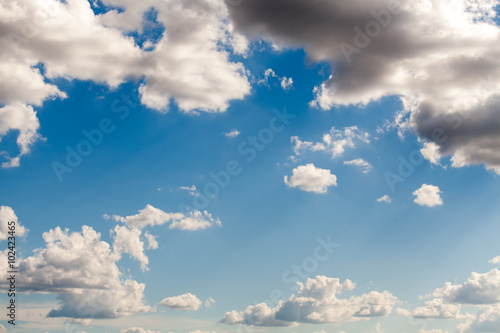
<box><xmin>0</xmin><ymin>0</ymin><xmax>250</xmax><ymax>166</ymax></box>
<box><xmin>12</xmin><ymin>225</ymin><xmax>151</xmax><ymax>318</ymax></box>
<box><xmin>284</xmin><ymin>163</ymin><xmax>338</xmax><ymax>193</ymax></box>
<box><xmin>227</xmin><ymin>0</ymin><xmax>500</xmax><ymax>174</ymax></box>
<box><xmin>221</xmin><ymin>275</ymin><xmax>398</xmax><ymax>326</ymax></box>
<box><xmin>258</xmin><ymin>68</ymin><xmax>294</xmax><ymax>90</ymax></box>
<box><xmin>120</xmin><ymin>328</ymin><xmax>161</xmax><ymax>333</ymax></box>
<box><xmin>291</xmin><ymin>126</ymin><xmax>370</xmax><ymax>160</ymax></box>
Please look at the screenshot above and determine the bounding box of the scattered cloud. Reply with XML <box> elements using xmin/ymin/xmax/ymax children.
<box><xmin>226</xmin><ymin>0</ymin><xmax>500</xmax><ymax>173</ymax></box>
<box><xmin>258</xmin><ymin>68</ymin><xmax>293</xmax><ymax>90</ymax></box>
<box><xmin>284</xmin><ymin>163</ymin><xmax>337</xmax><ymax>193</ymax></box>
<box><xmin>344</xmin><ymin>158</ymin><xmax>373</xmax><ymax>173</ymax></box>
<box><xmin>490</xmin><ymin>256</ymin><xmax>500</xmax><ymax>264</ymax></box>
<box><xmin>159</xmin><ymin>293</ymin><xmax>202</xmax><ymax>311</ymax></box>
<box><xmin>291</xmin><ymin>126</ymin><xmax>369</xmax><ymax>159</ymax></box>
<box><xmin>204</xmin><ymin>297</ymin><xmax>216</xmax><ymax>308</ymax></box>
<box><xmin>376</xmin><ymin>195</ymin><xmax>392</xmax><ymax>203</ymax></box>
<box><xmin>224</xmin><ymin>129</ymin><xmax>241</xmax><ymax>138</ymax></box>
<box><xmin>0</xmin><ymin>0</ymin><xmax>251</xmax><ymax>167</ymax></box>
<box><xmin>106</xmin><ymin>204</ymin><xmax>221</xmax><ymax>231</ymax></box>
<box><xmin>413</xmin><ymin>184</ymin><xmax>443</xmax><ymax>207</ymax></box>
<box><xmin>179</xmin><ymin>185</ymin><xmax>199</xmax><ymax>196</ymax></box>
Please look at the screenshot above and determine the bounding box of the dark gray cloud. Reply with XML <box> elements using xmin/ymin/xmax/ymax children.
<box><xmin>227</xmin><ymin>0</ymin><xmax>500</xmax><ymax>173</ymax></box>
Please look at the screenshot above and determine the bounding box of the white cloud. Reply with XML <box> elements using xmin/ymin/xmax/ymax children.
<box><xmin>429</xmin><ymin>269</ymin><xmax>500</xmax><ymax>305</ymax></box>
<box><xmin>9</xmin><ymin>225</ymin><xmax>150</xmax><ymax>318</ymax></box>
<box><xmin>159</xmin><ymin>293</ymin><xmax>202</xmax><ymax>311</ymax></box>
<box><xmin>107</xmin><ymin>204</ymin><xmax>221</xmax><ymax>231</ymax></box>
<box><xmin>0</xmin><ymin>205</ymin><xmax>27</xmax><ymax>241</ymax></box>
<box><xmin>421</xmin><ymin>142</ymin><xmax>443</xmax><ymax>166</ymax></box>
<box><xmin>120</xmin><ymin>328</ymin><xmax>161</xmax><ymax>333</ymax></box>
<box><xmin>413</xmin><ymin>184</ymin><xmax>443</xmax><ymax>207</ymax></box>
<box><xmin>189</xmin><ymin>331</ymin><xmax>217</xmax><ymax>333</ymax></box>
<box><xmin>179</xmin><ymin>185</ymin><xmax>199</xmax><ymax>196</ymax></box>
<box><xmin>204</xmin><ymin>297</ymin><xmax>216</xmax><ymax>308</ymax></box>
<box><xmin>409</xmin><ymin>298</ymin><xmax>464</xmax><ymax>319</ymax></box>
<box><xmin>0</xmin><ymin>0</ymin><xmax>251</xmax><ymax>167</ymax></box>
<box><xmin>280</xmin><ymin>77</ymin><xmax>294</xmax><ymax>90</ymax></box>
<box><xmin>224</xmin><ymin>129</ymin><xmax>241</xmax><ymax>138</ymax></box>
<box><xmin>490</xmin><ymin>256</ymin><xmax>500</xmax><ymax>264</ymax></box>
<box><xmin>344</xmin><ymin>158</ymin><xmax>373</xmax><ymax>173</ymax></box>
<box><xmin>371</xmin><ymin>323</ymin><xmax>383</xmax><ymax>333</ymax></box>
<box><xmin>284</xmin><ymin>163</ymin><xmax>337</xmax><ymax>193</ymax></box>
<box><xmin>376</xmin><ymin>195</ymin><xmax>392</xmax><ymax>203</ymax></box>
<box><xmin>111</xmin><ymin>225</ymin><xmax>150</xmax><ymax>271</ymax></box>
<box><xmin>291</xmin><ymin>126</ymin><xmax>369</xmax><ymax>159</ymax></box>
<box><xmin>220</xmin><ymin>302</ymin><xmax>295</xmax><ymax>327</ymax></box>
<box><xmin>221</xmin><ymin>276</ymin><xmax>398</xmax><ymax>326</ymax></box>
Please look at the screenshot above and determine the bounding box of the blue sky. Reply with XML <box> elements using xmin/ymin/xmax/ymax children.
<box><xmin>1</xmin><ymin>1</ymin><xmax>500</xmax><ymax>333</ymax></box>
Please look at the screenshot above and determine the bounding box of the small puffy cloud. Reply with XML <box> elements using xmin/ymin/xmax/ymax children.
<box><xmin>258</xmin><ymin>68</ymin><xmax>293</xmax><ymax>91</ymax></box>
<box><xmin>429</xmin><ymin>269</ymin><xmax>500</xmax><ymax>305</ymax></box>
<box><xmin>421</xmin><ymin>142</ymin><xmax>443</xmax><ymax>166</ymax></box>
<box><xmin>107</xmin><ymin>205</ymin><xmax>221</xmax><ymax>231</ymax></box>
<box><xmin>221</xmin><ymin>276</ymin><xmax>398</xmax><ymax>326</ymax></box>
<box><xmin>159</xmin><ymin>293</ymin><xmax>202</xmax><ymax>311</ymax></box>
<box><xmin>413</xmin><ymin>184</ymin><xmax>443</xmax><ymax>207</ymax></box>
<box><xmin>224</xmin><ymin>129</ymin><xmax>241</xmax><ymax>138</ymax></box>
<box><xmin>344</xmin><ymin>158</ymin><xmax>373</xmax><ymax>173</ymax></box>
<box><xmin>0</xmin><ymin>205</ymin><xmax>27</xmax><ymax>240</ymax></box>
<box><xmin>291</xmin><ymin>126</ymin><xmax>369</xmax><ymax>159</ymax></box>
<box><xmin>284</xmin><ymin>163</ymin><xmax>337</xmax><ymax>193</ymax></box>
<box><xmin>120</xmin><ymin>328</ymin><xmax>161</xmax><ymax>333</ymax></box>
<box><xmin>489</xmin><ymin>256</ymin><xmax>500</xmax><ymax>264</ymax></box>
<box><xmin>376</xmin><ymin>195</ymin><xmax>392</xmax><ymax>203</ymax></box>
<box><xmin>179</xmin><ymin>185</ymin><xmax>198</xmax><ymax>196</ymax></box>
<box><xmin>371</xmin><ymin>323</ymin><xmax>383</xmax><ymax>333</ymax></box>
<box><xmin>204</xmin><ymin>297</ymin><xmax>216</xmax><ymax>308</ymax></box>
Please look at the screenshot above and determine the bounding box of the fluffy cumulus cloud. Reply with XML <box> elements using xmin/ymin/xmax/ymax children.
<box><xmin>106</xmin><ymin>204</ymin><xmax>221</xmax><ymax>231</ymax></box>
<box><xmin>0</xmin><ymin>205</ymin><xmax>27</xmax><ymax>240</ymax></box>
<box><xmin>408</xmin><ymin>298</ymin><xmax>464</xmax><ymax>319</ymax></box>
<box><xmin>120</xmin><ymin>328</ymin><xmax>161</xmax><ymax>333</ymax></box>
<box><xmin>227</xmin><ymin>0</ymin><xmax>500</xmax><ymax>174</ymax></box>
<box><xmin>221</xmin><ymin>276</ymin><xmax>398</xmax><ymax>326</ymax></box>
<box><xmin>376</xmin><ymin>195</ymin><xmax>392</xmax><ymax>203</ymax></box>
<box><xmin>344</xmin><ymin>158</ymin><xmax>373</xmax><ymax>173</ymax></box>
<box><xmin>457</xmin><ymin>305</ymin><xmax>500</xmax><ymax>332</ymax></box>
<box><xmin>258</xmin><ymin>68</ymin><xmax>294</xmax><ymax>90</ymax></box>
<box><xmin>224</xmin><ymin>129</ymin><xmax>240</xmax><ymax>138</ymax></box>
<box><xmin>0</xmin><ymin>0</ymin><xmax>250</xmax><ymax>167</ymax></box>
<box><xmin>284</xmin><ymin>163</ymin><xmax>337</xmax><ymax>193</ymax></box>
<box><xmin>159</xmin><ymin>293</ymin><xmax>202</xmax><ymax>311</ymax></box>
<box><xmin>291</xmin><ymin>126</ymin><xmax>369</xmax><ymax>159</ymax></box>
<box><xmin>3</xmin><ymin>225</ymin><xmax>151</xmax><ymax>318</ymax></box>
<box><xmin>413</xmin><ymin>184</ymin><xmax>443</xmax><ymax>207</ymax></box>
